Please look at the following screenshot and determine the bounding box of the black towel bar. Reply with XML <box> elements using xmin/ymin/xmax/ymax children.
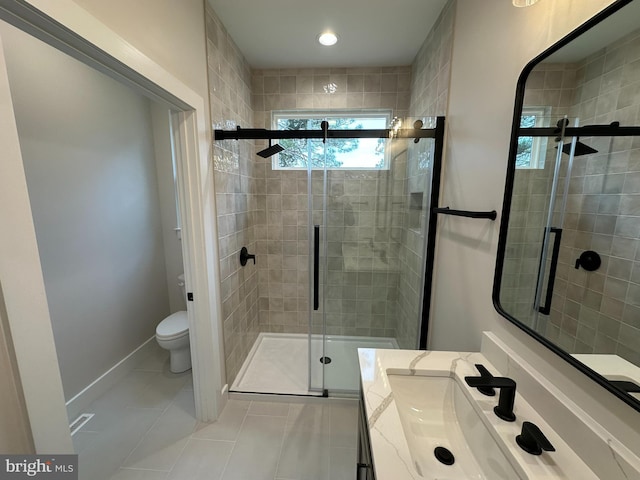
<box><xmin>433</xmin><ymin>207</ymin><xmax>497</xmax><ymax>221</ymax></box>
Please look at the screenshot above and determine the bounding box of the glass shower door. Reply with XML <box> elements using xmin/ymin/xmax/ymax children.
<box><xmin>308</xmin><ymin>132</ymin><xmax>327</xmax><ymax>394</ymax></box>
<box><xmin>321</xmin><ymin>165</ymin><xmax>396</xmax><ymax>392</ymax></box>
<box><xmin>310</xmin><ymin>132</ymin><xmax>393</xmax><ymax>394</ymax></box>
<box><xmin>309</xmin><ymin>119</ymin><xmax>440</xmax><ymax>394</ymax></box>
<box><xmin>531</xmin><ymin>119</ymin><xmax>579</xmax><ymax>332</ymax></box>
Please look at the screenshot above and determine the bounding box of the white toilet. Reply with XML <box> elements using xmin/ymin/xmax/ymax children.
<box><xmin>156</xmin><ymin>274</ymin><xmax>191</xmax><ymax>373</ymax></box>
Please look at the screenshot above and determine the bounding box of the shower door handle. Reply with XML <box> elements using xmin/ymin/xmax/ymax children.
<box><xmin>314</xmin><ymin>225</ymin><xmax>320</xmax><ymax>311</ymax></box>
<box><xmin>535</xmin><ymin>227</ymin><xmax>562</xmax><ymax>315</ymax></box>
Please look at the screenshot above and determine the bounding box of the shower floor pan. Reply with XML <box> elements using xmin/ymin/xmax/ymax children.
<box><xmin>230</xmin><ymin>332</ymin><xmax>398</xmax><ymax>396</ymax></box>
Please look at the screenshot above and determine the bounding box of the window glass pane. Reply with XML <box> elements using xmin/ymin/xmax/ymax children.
<box><xmin>273</xmin><ymin>112</ymin><xmax>390</xmax><ymax>170</ymax></box>
<box><xmin>517</xmin><ymin>107</ymin><xmax>550</xmax><ymax>169</ymax></box>
<box><xmin>516</xmin><ymin>115</ymin><xmax>536</xmax><ymax>168</ymax></box>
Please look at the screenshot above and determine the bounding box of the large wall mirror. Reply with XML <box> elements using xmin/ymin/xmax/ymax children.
<box><xmin>494</xmin><ymin>0</ymin><xmax>640</xmax><ymax>412</ymax></box>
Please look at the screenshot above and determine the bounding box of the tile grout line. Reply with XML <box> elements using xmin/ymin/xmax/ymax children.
<box><xmin>115</xmin><ymin>466</ymin><xmax>170</xmax><ymax>473</ymax></box>
<box><xmin>116</xmin><ymin>374</ymin><xmax>191</xmax><ymax>472</ymax></box>
<box><xmin>186</xmin><ymin>437</ymin><xmax>236</xmax><ymax>444</ymax></box>
<box><xmin>328</xmin><ymin>403</ymin><xmax>335</xmax><ymax>480</ymax></box>
<box><xmin>162</xmin><ymin>394</ymin><xmax>246</xmax><ymax>478</ymax></box>
<box><xmin>116</xmin><ymin>420</ymin><xmax>151</xmax><ymax>471</ymax></box>
<box><xmin>159</xmin><ymin>388</ymin><xmax>205</xmax><ymax>476</ymax></box>
<box><xmin>144</xmin><ymin>373</ymin><xmax>191</xmax><ymax>429</ymax></box>
<box><xmin>153</xmin><ymin>375</ymin><xmax>200</xmax><ymax>475</ymax></box>
<box><xmin>243</xmin><ymin>413</ymin><xmax>290</xmax><ymax>417</ymax></box>
<box><xmin>164</xmin><ymin>432</ymin><xmax>192</xmax><ymax>477</ymax></box>
<box><xmin>320</xmin><ymin>403</ymin><xmax>334</xmax><ymax>480</ymax></box>
<box><xmin>271</xmin><ymin>402</ymin><xmax>293</xmax><ymax>480</ymax></box>
<box><xmin>216</xmin><ymin>401</ymin><xmax>251</xmax><ymax>480</ymax></box>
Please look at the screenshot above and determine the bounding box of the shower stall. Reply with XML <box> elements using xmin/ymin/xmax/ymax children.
<box><xmin>214</xmin><ymin>116</ymin><xmax>444</xmax><ymax>396</ymax></box>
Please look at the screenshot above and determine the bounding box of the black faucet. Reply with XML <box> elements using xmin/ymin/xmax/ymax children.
<box><xmin>471</xmin><ymin>364</ymin><xmax>496</xmax><ymax>396</ymax></box>
<box><xmin>465</xmin><ymin>374</ymin><xmax>517</xmax><ymax>422</ymax></box>
<box><xmin>516</xmin><ymin>422</ymin><xmax>555</xmax><ymax>455</ymax></box>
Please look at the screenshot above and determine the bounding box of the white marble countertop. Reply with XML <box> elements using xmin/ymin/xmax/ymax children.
<box><xmin>357</xmin><ymin>348</ymin><xmax>599</xmax><ymax>480</ymax></box>
<box><xmin>573</xmin><ymin>353</ymin><xmax>640</xmax><ymax>400</ymax></box>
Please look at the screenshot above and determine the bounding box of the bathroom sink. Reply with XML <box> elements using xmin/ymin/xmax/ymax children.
<box><xmin>387</xmin><ymin>374</ymin><xmax>524</xmax><ymax>480</ymax></box>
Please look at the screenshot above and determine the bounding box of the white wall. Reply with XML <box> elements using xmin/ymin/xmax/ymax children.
<box><xmin>430</xmin><ymin>0</ymin><xmax>640</xmax><ymax>451</ymax></box>
<box><xmin>72</xmin><ymin>0</ymin><xmax>209</xmax><ymax>103</ymax></box>
<box><xmin>1</xmin><ymin>21</ymin><xmax>171</xmax><ymax>400</ymax></box>
<box><xmin>71</xmin><ymin>0</ymin><xmax>210</xmax><ymax>135</ymax></box>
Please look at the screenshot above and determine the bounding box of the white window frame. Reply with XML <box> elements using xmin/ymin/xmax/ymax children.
<box><xmin>271</xmin><ymin>110</ymin><xmax>392</xmax><ymax>170</ymax></box>
<box><xmin>518</xmin><ymin>106</ymin><xmax>551</xmax><ymax>169</ymax></box>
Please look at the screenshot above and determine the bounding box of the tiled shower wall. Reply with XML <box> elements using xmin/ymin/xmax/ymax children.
<box><xmin>410</xmin><ymin>0</ymin><xmax>455</xmax><ymax>118</ymax></box>
<box><xmin>395</xmin><ymin>0</ymin><xmax>455</xmax><ymax>349</ymax></box>
<box><xmin>206</xmin><ymin>6</ymin><xmax>259</xmax><ymax>384</ymax></box>
<box><xmin>552</xmin><ymin>27</ymin><xmax>640</xmax><ymax>364</ymax></box>
<box><xmin>501</xmin><ymin>63</ymin><xmax>578</xmax><ymax>324</ymax></box>
<box><xmin>251</xmin><ymin>67</ymin><xmax>412</xmax><ymax>337</ymax></box>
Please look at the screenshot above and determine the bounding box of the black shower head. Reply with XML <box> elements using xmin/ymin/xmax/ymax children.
<box><xmin>558</xmin><ymin>138</ymin><xmax>598</xmax><ymax>157</ymax></box>
<box><xmin>256</xmin><ymin>140</ymin><xmax>284</xmax><ymax>158</ymax></box>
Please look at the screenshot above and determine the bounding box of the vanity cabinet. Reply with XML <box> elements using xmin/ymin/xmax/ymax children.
<box><xmin>357</xmin><ymin>389</ymin><xmax>375</xmax><ymax>480</ymax></box>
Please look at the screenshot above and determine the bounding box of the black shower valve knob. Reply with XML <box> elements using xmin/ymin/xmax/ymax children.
<box><xmin>240</xmin><ymin>247</ymin><xmax>256</xmax><ymax>266</ymax></box>
<box><xmin>575</xmin><ymin>250</ymin><xmax>601</xmax><ymax>271</ymax></box>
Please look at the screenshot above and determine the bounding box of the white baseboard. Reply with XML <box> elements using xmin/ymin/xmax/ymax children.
<box><xmin>65</xmin><ymin>336</ymin><xmax>156</xmax><ymax>421</ymax></box>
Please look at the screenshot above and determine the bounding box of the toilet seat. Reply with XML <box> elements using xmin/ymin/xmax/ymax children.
<box><xmin>156</xmin><ymin>311</ymin><xmax>189</xmax><ymax>340</ymax></box>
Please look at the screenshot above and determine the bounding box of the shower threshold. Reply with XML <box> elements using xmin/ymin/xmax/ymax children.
<box><xmin>230</xmin><ymin>332</ymin><xmax>398</xmax><ymax>396</ymax></box>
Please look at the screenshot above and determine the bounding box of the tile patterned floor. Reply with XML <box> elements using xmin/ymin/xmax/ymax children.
<box><xmin>73</xmin><ymin>345</ymin><xmax>358</xmax><ymax>480</ymax></box>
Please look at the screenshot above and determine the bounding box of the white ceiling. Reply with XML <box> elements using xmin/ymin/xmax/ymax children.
<box><xmin>207</xmin><ymin>0</ymin><xmax>449</xmax><ymax>69</ymax></box>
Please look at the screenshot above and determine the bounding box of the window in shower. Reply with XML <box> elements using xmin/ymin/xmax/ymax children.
<box><xmin>517</xmin><ymin>106</ymin><xmax>551</xmax><ymax>169</ymax></box>
<box><xmin>272</xmin><ymin>110</ymin><xmax>392</xmax><ymax>170</ymax></box>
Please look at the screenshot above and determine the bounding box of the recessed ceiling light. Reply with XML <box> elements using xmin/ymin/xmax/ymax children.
<box><xmin>317</xmin><ymin>32</ymin><xmax>338</xmax><ymax>46</ymax></box>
